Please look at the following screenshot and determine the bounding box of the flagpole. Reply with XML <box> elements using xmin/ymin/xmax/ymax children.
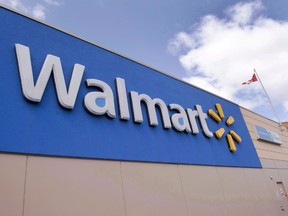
<box><xmin>254</xmin><ymin>69</ymin><xmax>284</xmax><ymax>131</ymax></box>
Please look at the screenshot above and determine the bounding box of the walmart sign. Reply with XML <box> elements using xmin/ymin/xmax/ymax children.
<box><xmin>0</xmin><ymin>6</ymin><xmax>261</xmax><ymax>168</ymax></box>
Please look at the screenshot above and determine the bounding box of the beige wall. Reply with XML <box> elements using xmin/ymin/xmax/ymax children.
<box><xmin>1</xmin><ymin>153</ymin><xmax>288</xmax><ymax>216</ymax></box>
<box><xmin>240</xmin><ymin>107</ymin><xmax>288</xmax><ymax>161</ymax></box>
<box><xmin>1</xmin><ymin>109</ymin><xmax>288</xmax><ymax>216</ymax></box>
<box><xmin>283</xmin><ymin>122</ymin><xmax>288</xmax><ymax>132</ymax></box>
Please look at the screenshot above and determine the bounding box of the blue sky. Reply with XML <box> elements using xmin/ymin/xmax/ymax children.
<box><xmin>1</xmin><ymin>0</ymin><xmax>288</xmax><ymax>123</ymax></box>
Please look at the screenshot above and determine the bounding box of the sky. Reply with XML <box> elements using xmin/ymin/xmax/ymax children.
<box><xmin>1</xmin><ymin>0</ymin><xmax>288</xmax><ymax>122</ymax></box>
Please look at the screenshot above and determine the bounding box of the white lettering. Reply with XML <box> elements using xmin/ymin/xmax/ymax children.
<box><xmin>169</xmin><ymin>103</ymin><xmax>191</xmax><ymax>132</ymax></box>
<box><xmin>15</xmin><ymin>44</ymin><xmax>216</xmax><ymax>139</ymax></box>
<box><xmin>186</xmin><ymin>108</ymin><xmax>199</xmax><ymax>134</ymax></box>
<box><xmin>15</xmin><ymin>44</ymin><xmax>84</xmax><ymax>109</ymax></box>
<box><xmin>84</xmin><ymin>79</ymin><xmax>116</xmax><ymax>118</ymax></box>
<box><xmin>116</xmin><ymin>78</ymin><xmax>130</xmax><ymax>120</ymax></box>
<box><xmin>130</xmin><ymin>91</ymin><xmax>172</xmax><ymax>128</ymax></box>
<box><xmin>196</xmin><ymin>105</ymin><xmax>213</xmax><ymax>137</ymax></box>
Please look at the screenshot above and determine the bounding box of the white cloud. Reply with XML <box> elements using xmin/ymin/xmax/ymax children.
<box><xmin>284</xmin><ymin>101</ymin><xmax>288</xmax><ymax>112</ymax></box>
<box><xmin>31</xmin><ymin>3</ymin><xmax>46</xmax><ymax>20</ymax></box>
<box><xmin>0</xmin><ymin>0</ymin><xmax>28</xmax><ymax>13</ymax></box>
<box><xmin>168</xmin><ymin>0</ymin><xmax>288</xmax><ymax>120</ymax></box>
<box><xmin>0</xmin><ymin>0</ymin><xmax>47</xmax><ymax>20</ymax></box>
<box><xmin>167</xmin><ymin>32</ymin><xmax>196</xmax><ymax>55</ymax></box>
<box><xmin>44</xmin><ymin>0</ymin><xmax>60</xmax><ymax>6</ymax></box>
<box><xmin>225</xmin><ymin>0</ymin><xmax>263</xmax><ymax>25</ymax></box>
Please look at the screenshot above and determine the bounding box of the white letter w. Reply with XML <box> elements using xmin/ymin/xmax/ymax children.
<box><xmin>15</xmin><ymin>44</ymin><xmax>85</xmax><ymax>109</ymax></box>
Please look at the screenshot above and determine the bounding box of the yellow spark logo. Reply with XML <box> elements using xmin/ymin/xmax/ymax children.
<box><xmin>208</xmin><ymin>103</ymin><xmax>242</xmax><ymax>152</ymax></box>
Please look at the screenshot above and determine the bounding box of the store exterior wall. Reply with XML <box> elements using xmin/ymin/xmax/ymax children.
<box><xmin>1</xmin><ymin>5</ymin><xmax>288</xmax><ymax>216</ymax></box>
<box><xmin>240</xmin><ymin>107</ymin><xmax>288</xmax><ymax>216</ymax></box>
<box><xmin>283</xmin><ymin>122</ymin><xmax>288</xmax><ymax>132</ymax></box>
<box><xmin>1</xmin><ymin>107</ymin><xmax>288</xmax><ymax>216</ymax></box>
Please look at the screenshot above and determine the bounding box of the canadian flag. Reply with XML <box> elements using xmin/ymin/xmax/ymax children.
<box><xmin>242</xmin><ymin>73</ymin><xmax>258</xmax><ymax>85</ymax></box>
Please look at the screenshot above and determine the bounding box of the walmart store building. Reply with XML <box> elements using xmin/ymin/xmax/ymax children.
<box><xmin>1</xmin><ymin>5</ymin><xmax>288</xmax><ymax>216</ymax></box>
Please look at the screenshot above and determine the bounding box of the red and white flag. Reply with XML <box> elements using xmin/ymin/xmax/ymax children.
<box><xmin>242</xmin><ymin>73</ymin><xmax>258</xmax><ymax>85</ymax></box>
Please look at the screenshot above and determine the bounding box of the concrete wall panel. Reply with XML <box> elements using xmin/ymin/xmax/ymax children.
<box><xmin>244</xmin><ymin>168</ymin><xmax>278</xmax><ymax>216</ymax></box>
<box><xmin>275</xmin><ymin>160</ymin><xmax>288</xmax><ymax>169</ymax></box>
<box><xmin>121</xmin><ymin>162</ymin><xmax>187</xmax><ymax>216</ymax></box>
<box><xmin>263</xmin><ymin>169</ymin><xmax>284</xmax><ymax>215</ymax></box>
<box><xmin>179</xmin><ymin>165</ymin><xmax>229</xmax><ymax>216</ymax></box>
<box><xmin>217</xmin><ymin>167</ymin><xmax>257</xmax><ymax>216</ymax></box>
<box><xmin>260</xmin><ymin>158</ymin><xmax>276</xmax><ymax>168</ymax></box>
<box><xmin>23</xmin><ymin>157</ymin><xmax>125</xmax><ymax>216</ymax></box>
<box><xmin>0</xmin><ymin>154</ymin><xmax>26</xmax><ymax>216</ymax></box>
